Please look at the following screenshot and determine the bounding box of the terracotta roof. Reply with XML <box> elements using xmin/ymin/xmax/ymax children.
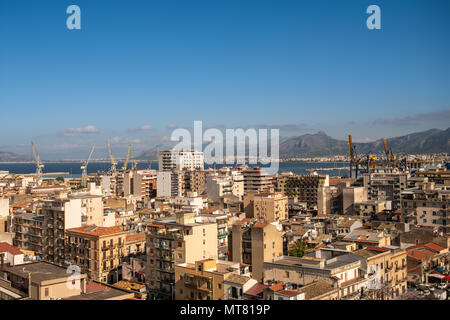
<box><xmin>366</xmin><ymin>246</ymin><xmax>389</xmax><ymax>252</ymax></box>
<box><xmin>0</xmin><ymin>242</ymin><xmax>23</xmax><ymax>255</ymax></box>
<box><xmin>253</xmin><ymin>222</ymin><xmax>268</xmax><ymax>229</ymax></box>
<box><xmin>268</xmin><ymin>282</ymin><xmax>284</xmax><ymax>292</ymax></box>
<box><xmin>407</xmin><ymin>248</ymin><xmax>436</xmax><ymax>261</ymax></box>
<box><xmin>424</xmin><ymin>242</ymin><xmax>446</xmax><ymax>253</ymax></box>
<box><xmin>68</xmin><ymin>225</ymin><xmax>124</xmax><ymax>237</ymax></box>
<box><xmin>244</xmin><ymin>283</ymin><xmax>269</xmax><ymax>297</ymax></box>
<box><xmin>126</xmin><ymin>233</ymin><xmax>146</xmax><ymax>242</ymax></box>
<box><xmin>86</xmin><ymin>282</ymin><xmax>109</xmax><ymax>293</ymax></box>
<box><xmin>276</xmin><ymin>289</ymin><xmax>302</xmax><ymax>297</ymax></box>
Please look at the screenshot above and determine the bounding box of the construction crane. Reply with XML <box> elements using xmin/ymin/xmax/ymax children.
<box><xmin>81</xmin><ymin>146</ymin><xmax>95</xmax><ymax>177</ymax></box>
<box><xmin>121</xmin><ymin>144</ymin><xmax>131</xmax><ymax>170</ymax></box>
<box><xmin>107</xmin><ymin>141</ymin><xmax>117</xmax><ymax>173</ymax></box>
<box><xmin>382</xmin><ymin>138</ymin><xmax>390</xmax><ymax>161</ymax></box>
<box><xmin>130</xmin><ymin>148</ymin><xmax>138</xmax><ymax>170</ymax></box>
<box><xmin>31</xmin><ymin>142</ymin><xmax>44</xmax><ymax>177</ymax></box>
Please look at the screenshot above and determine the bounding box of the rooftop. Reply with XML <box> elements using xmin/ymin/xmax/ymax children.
<box><xmin>67</xmin><ymin>225</ymin><xmax>125</xmax><ymax>237</ymax></box>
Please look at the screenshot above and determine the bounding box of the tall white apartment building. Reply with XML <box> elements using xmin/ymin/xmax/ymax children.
<box><xmin>158</xmin><ymin>150</ymin><xmax>204</xmax><ymax>172</ymax></box>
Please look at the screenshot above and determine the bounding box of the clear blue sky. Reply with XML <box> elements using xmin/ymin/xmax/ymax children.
<box><xmin>1</xmin><ymin>0</ymin><xmax>449</xmax><ymax>159</ymax></box>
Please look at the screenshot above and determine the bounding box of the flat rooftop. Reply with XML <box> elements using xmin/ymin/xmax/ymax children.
<box><xmin>4</xmin><ymin>262</ymin><xmax>87</xmax><ymax>283</ymax></box>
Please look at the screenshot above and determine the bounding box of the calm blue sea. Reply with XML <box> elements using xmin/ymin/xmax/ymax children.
<box><xmin>0</xmin><ymin>161</ymin><xmax>350</xmax><ymax>178</ymax></box>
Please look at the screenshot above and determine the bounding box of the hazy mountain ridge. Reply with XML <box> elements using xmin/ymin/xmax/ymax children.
<box><xmin>0</xmin><ymin>151</ymin><xmax>32</xmax><ymax>162</ymax></box>
<box><xmin>279</xmin><ymin>128</ymin><xmax>450</xmax><ymax>158</ymax></box>
<box><xmin>136</xmin><ymin>128</ymin><xmax>449</xmax><ymax>160</ymax></box>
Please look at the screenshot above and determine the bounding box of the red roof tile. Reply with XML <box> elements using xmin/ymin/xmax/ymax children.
<box><xmin>0</xmin><ymin>242</ymin><xmax>23</xmax><ymax>255</ymax></box>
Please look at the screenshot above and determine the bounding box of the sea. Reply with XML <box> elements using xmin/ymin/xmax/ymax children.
<box><xmin>0</xmin><ymin>161</ymin><xmax>351</xmax><ymax>178</ymax></box>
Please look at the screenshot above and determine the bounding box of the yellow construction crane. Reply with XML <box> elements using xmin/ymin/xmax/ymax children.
<box><xmin>348</xmin><ymin>135</ymin><xmax>354</xmax><ymax>161</ymax></box>
<box><xmin>107</xmin><ymin>141</ymin><xmax>117</xmax><ymax>172</ymax></box>
<box><xmin>122</xmin><ymin>144</ymin><xmax>131</xmax><ymax>170</ymax></box>
<box><xmin>382</xmin><ymin>138</ymin><xmax>389</xmax><ymax>160</ymax></box>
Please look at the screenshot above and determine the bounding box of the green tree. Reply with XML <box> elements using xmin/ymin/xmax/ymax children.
<box><xmin>288</xmin><ymin>240</ymin><xmax>307</xmax><ymax>257</ymax></box>
<box><xmin>56</xmin><ymin>176</ymin><xmax>64</xmax><ymax>182</ymax></box>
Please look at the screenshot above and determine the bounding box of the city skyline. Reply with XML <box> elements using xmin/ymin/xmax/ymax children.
<box><xmin>1</xmin><ymin>0</ymin><xmax>450</xmax><ymax>159</ymax></box>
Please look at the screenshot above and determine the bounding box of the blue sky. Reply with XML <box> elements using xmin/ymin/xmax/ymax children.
<box><xmin>1</xmin><ymin>0</ymin><xmax>449</xmax><ymax>159</ymax></box>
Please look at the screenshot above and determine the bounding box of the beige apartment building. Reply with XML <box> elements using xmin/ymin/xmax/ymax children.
<box><xmin>243</xmin><ymin>167</ymin><xmax>273</xmax><ymax>194</ymax></box>
<box><xmin>231</xmin><ymin>220</ymin><xmax>284</xmax><ymax>281</ymax></box>
<box><xmin>146</xmin><ymin>212</ymin><xmax>218</xmax><ymax>300</ymax></box>
<box><xmin>277</xmin><ymin>172</ymin><xmax>329</xmax><ymax>209</ymax></box>
<box><xmin>42</xmin><ymin>197</ymin><xmax>82</xmax><ymax>265</ymax></box>
<box><xmin>123</xmin><ymin>169</ymin><xmax>157</xmax><ymax>199</ymax></box>
<box><xmin>0</xmin><ymin>261</ymin><xmax>88</xmax><ymax>300</ymax></box>
<box><xmin>65</xmin><ymin>225</ymin><xmax>126</xmax><ymax>283</ymax></box>
<box><xmin>354</xmin><ymin>246</ymin><xmax>407</xmax><ymax>299</ymax></box>
<box><xmin>174</xmin><ymin>259</ymin><xmax>246</xmax><ymax>300</ymax></box>
<box><xmin>243</xmin><ymin>192</ymin><xmax>288</xmax><ymax>222</ymax></box>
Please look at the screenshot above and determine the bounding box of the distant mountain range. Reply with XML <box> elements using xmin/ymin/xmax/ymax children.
<box><xmin>136</xmin><ymin>127</ymin><xmax>449</xmax><ymax>160</ymax></box>
<box><xmin>0</xmin><ymin>151</ymin><xmax>32</xmax><ymax>162</ymax></box>
<box><xmin>2</xmin><ymin>128</ymin><xmax>448</xmax><ymax>162</ymax></box>
<box><xmin>279</xmin><ymin>128</ymin><xmax>450</xmax><ymax>158</ymax></box>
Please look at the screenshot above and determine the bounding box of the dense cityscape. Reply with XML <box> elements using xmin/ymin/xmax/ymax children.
<box><xmin>0</xmin><ymin>144</ymin><xmax>449</xmax><ymax>301</ymax></box>
<box><xmin>1</xmin><ymin>0</ymin><xmax>449</xmax><ymax>309</ymax></box>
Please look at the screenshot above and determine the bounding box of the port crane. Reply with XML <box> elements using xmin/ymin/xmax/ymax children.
<box><xmin>107</xmin><ymin>141</ymin><xmax>117</xmax><ymax>173</ymax></box>
<box><xmin>349</xmin><ymin>135</ymin><xmax>436</xmax><ymax>177</ymax></box>
<box><xmin>31</xmin><ymin>142</ymin><xmax>44</xmax><ymax>177</ymax></box>
<box><xmin>121</xmin><ymin>145</ymin><xmax>131</xmax><ymax>170</ymax></box>
<box><xmin>130</xmin><ymin>148</ymin><xmax>138</xmax><ymax>170</ymax></box>
<box><xmin>81</xmin><ymin>146</ymin><xmax>95</xmax><ymax>177</ymax></box>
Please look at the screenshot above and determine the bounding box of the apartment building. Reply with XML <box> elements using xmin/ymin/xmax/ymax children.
<box><xmin>414</xmin><ymin>168</ymin><xmax>450</xmax><ymax>185</ymax></box>
<box><xmin>363</xmin><ymin>168</ymin><xmax>409</xmax><ymax>211</ymax></box>
<box><xmin>0</xmin><ymin>261</ymin><xmax>88</xmax><ymax>300</ymax></box>
<box><xmin>341</xmin><ymin>229</ymin><xmax>391</xmax><ymax>249</ymax></box>
<box><xmin>146</xmin><ymin>212</ymin><xmax>218</xmax><ymax>300</ymax></box>
<box><xmin>401</xmin><ymin>184</ymin><xmax>449</xmax><ymax>234</ymax></box>
<box><xmin>263</xmin><ymin>248</ymin><xmax>367</xmax><ymax>299</ymax></box>
<box><xmin>158</xmin><ymin>150</ymin><xmax>204</xmax><ymax>172</ymax></box>
<box><xmin>41</xmin><ymin>197</ymin><xmax>82</xmax><ymax>265</ymax></box>
<box><xmin>277</xmin><ymin>172</ymin><xmax>329</xmax><ymax>210</ymax></box>
<box><xmin>197</xmin><ymin>210</ymin><xmax>230</xmax><ymax>260</ymax></box>
<box><xmin>156</xmin><ymin>171</ymin><xmax>181</xmax><ymax>197</ymax></box>
<box><xmin>243</xmin><ymin>192</ymin><xmax>289</xmax><ymax>222</ymax></box>
<box><xmin>243</xmin><ymin>167</ymin><xmax>273</xmax><ymax>194</ymax></box>
<box><xmin>11</xmin><ymin>214</ymin><xmax>44</xmax><ymax>257</ymax></box>
<box><xmin>354</xmin><ymin>246</ymin><xmax>407</xmax><ymax>299</ymax></box>
<box><xmin>180</xmin><ymin>169</ymin><xmax>206</xmax><ymax>196</ymax></box>
<box><xmin>206</xmin><ymin>174</ymin><xmax>244</xmax><ymax>203</ymax></box>
<box><xmin>65</xmin><ymin>225</ymin><xmax>126</xmax><ymax>283</ymax></box>
<box><xmin>174</xmin><ymin>259</ymin><xmax>248</xmax><ymax>300</ymax></box>
<box><xmin>168</xmin><ymin>193</ymin><xmax>205</xmax><ymax>213</ymax></box>
<box><xmin>406</xmin><ymin>242</ymin><xmax>449</xmax><ymax>284</ymax></box>
<box><xmin>231</xmin><ymin>220</ymin><xmax>284</xmax><ymax>281</ymax></box>
<box><xmin>354</xmin><ymin>200</ymin><xmax>391</xmax><ymax>217</ymax></box>
<box><xmin>123</xmin><ymin>169</ymin><xmax>157</xmax><ymax>199</ymax></box>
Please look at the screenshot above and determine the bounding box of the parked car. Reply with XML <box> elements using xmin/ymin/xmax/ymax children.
<box><xmin>423</xmin><ymin>289</ymin><xmax>430</xmax><ymax>295</ymax></box>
